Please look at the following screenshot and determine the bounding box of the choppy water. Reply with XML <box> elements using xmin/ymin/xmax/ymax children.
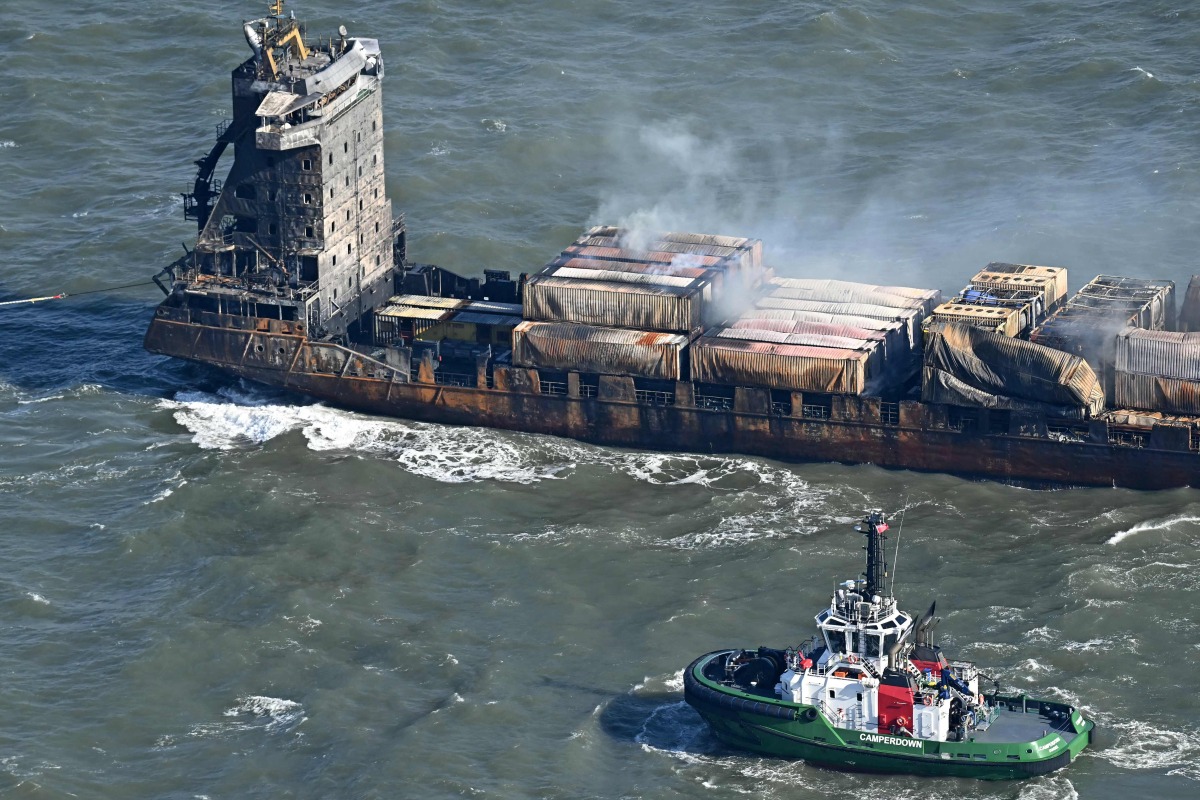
<box><xmin>2</xmin><ymin>1</ymin><xmax>1200</xmax><ymax>797</ymax></box>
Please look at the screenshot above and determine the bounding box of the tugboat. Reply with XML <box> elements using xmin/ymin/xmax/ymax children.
<box><xmin>682</xmin><ymin>511</ymin><xmax>1094</xmax><ymax>779</ymax></box>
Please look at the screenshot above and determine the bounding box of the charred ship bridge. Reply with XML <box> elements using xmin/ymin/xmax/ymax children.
<box><xmin>146</xmin><ymin>6</ymin><xmax>1200</xmax><ymax>490</ymax></box>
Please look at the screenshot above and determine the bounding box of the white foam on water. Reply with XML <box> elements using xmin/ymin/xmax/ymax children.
<box><xmin>1090</xmin><ymin>716</ymin><xmax>1200</xmax><ymax>779</ymax></box>
<box><xmin>1108</xmin><ymin>514</ymin><xmax>1200</xmax><ymax>545</ymax></box>
<box><xmin>215</xmin><ymin>695</ymin><xmax>305</xmax><ymax>734</ymax></box>
<box><xmin>1016</xmin><ymin>774</ymin><xmax>1078</xmax><ymax>800</ymax></box>
<box><xmin>163</xmin><ymin>388</ymin><xmax>576</xmax><ymax>483</ymax></box>
<box><xmin>25</xmin><ymin>592</ymin><xmax>49</xmax><ymax>605</ymax></box>
<box><xmin>0</xmin><ymin>140</ymin><xmax>15</xmax><ymax>148</ymax></box>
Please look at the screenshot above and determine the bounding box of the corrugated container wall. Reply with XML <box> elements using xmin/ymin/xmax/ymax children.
<box><xmin>923</xmin><ymin>322</ymin><xmax>1104</xmax><ymax>416</ymax></box>
<box><xmin>691</xmin><ymin>337</ymin><xmax>871</xmax><ymax>394</ymax></box>
<box><xmin>1113</xmin><ymin>372</ymin><xmax>1200</xmax><ymax>416</ymax></box>
<box><xmin>512</xmin><ymin>321</ymin><xmax>689</xmax><ymax>381</ymax></box>
<box><xmin>523</xmin><ymin>276</ymin><xmax>706</xmax><ymax>333</ymax></box>
<box><xmin>524</xmin><ymin>226</ymin><xmax>767</xmax><ymax>332</ymax></box>
<box><xmin>1115</xmin><ymin>328</ymin><xmax>1200</xmax><ymax>382</ymax></box>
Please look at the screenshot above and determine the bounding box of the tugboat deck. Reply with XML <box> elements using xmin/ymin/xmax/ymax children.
<box><xmin>969</xmin><ymin>706</ymin><xmax>1080</xmax><ymax>746</ymax></box>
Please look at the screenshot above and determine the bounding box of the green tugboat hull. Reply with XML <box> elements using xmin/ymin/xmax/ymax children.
<box><xmin>684</xmin><ymin>651</ymin><xmax>1093</xmax><ymax>780</ymax></box>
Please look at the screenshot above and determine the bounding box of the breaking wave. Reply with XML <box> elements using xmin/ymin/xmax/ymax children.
<box><xmin>1107</xmin><ymin>514</ymin><xmax>1200</xmax><ymax>545</ymax></box>
<box><xmin>160</xmin><ymin>388</ymin><xmax>830</xmax><ymax>524</ymax></box>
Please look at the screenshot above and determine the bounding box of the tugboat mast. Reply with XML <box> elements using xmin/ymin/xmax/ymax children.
<box><xmin>856</xmin><ymin>510</ymin><xmax>890</xmax><ymax>599</ymax></box>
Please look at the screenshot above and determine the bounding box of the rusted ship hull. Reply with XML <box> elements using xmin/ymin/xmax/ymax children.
<box><xmin>145</xmin><ymin>307</ymin><xmax>1200</xmax><ymax>489</ymax></box>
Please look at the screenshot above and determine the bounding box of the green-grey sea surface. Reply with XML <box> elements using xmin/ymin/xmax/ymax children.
<box><xmin>2</xmin><ymin>1</ymin><xmax>1199</xmax><ymax>797</ymax></box>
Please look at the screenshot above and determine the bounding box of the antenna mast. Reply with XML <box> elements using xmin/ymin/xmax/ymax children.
<box><xmin>856</xmin><ymin>510</ymin><xmax>889</xmax><ymax>598</ymax></box>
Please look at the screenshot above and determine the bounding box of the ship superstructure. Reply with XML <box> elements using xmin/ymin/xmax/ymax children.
<box><xmin>168</xmin><ymin>2</ymin><xmax>401</xmax><ymax>340</ymax></box>
<box><xmin>145</xmin><ymin>6</ymin><xmax>1200</xmax><ymax>490</ymax></box>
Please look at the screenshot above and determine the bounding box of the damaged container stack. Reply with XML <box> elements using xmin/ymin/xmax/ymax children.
<box><xmin>689</xmin><ymin>277</ymin><xmax>940</xmax><ymax>394</ymax></box>
<box><xmin>1030</xmin><ymin>275</ymin><xmax>1175</xmax><ymax>396</ymax></box>
<box><xmin>926</xmin><ymin>263</ymin><xmax>1066</xmax><ymax>339</ymax></box>
<box><xmin>923</xmin><ymin>322</ymin><xmax>1105</xmax><ymax>419</ymax></box>
<box><xmin>1113</xmin><ymin>328</ymin><xmax>1200</xmax><ymax>416</ymax></box>
<box><xmin>517</xmin><ymin>227</ymin><xmax>766</xmax><ymax>380</ymax></box>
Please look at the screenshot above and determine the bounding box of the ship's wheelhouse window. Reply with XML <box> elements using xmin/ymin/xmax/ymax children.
<box><xmin>848</xmin><ymin>630</ymin><xmax>859</xmax><ymax>655</ymax></box>
<box><xmin>234</xmin><ymin>215</ymin><xmax>257</xmax><ymax>233</ymax></box>
<box><xmin>269</xmin><ymin>223</ymin><xmax>278</xmax><ymax>236</ymax></box>
<box><xmin>373</xmin><ymin>188</ymin><xmax>378</xmax><ymax>198</ymax></box>
<box><xmin>234</xmin><ymin>183</ymin><xmax>256</xmax><ymax>200</ymax></box>
<box><xmin>345</xmin><ymin>175</ymin><xmax>350</xmax><ymax>187</ymax></box>
<box><xmin>356</xmin><ymin>132</ymin><xmax>361</xmax><ymax>142</ymax></box>
<box><xmin>865</xmin><ymin>635</ymin><xmax>882</xmax><ymax>658</ymax></box>
<box><xmin>302</xmin><ymin>158</ymin><xmax>312</xmax><ymax>171</ymax></box>
<box><xmin>331</xmin><ymin>222</ymin><xmax>336</xmax><ymax>233</ymax></box>
<box><xmin>823</xmin><ymin>627</ymin><xmax>843</xmax><ymax>653</ymax></box>
<box><xmin>333</xmin><ymin>255</ymin><xmax>338</xmax><ymax>266</ymax></box>
<box><xmin>304</xmin><ymin>193</ymin><xmax>313</xmax><ymax>205</ymax></box>
<box><xmin>328</xmin><ymin>152</ymin><xmax>334</xmax><ymax>165</ymax></box>
<box><xmin>359</xmin><ymin>200</ymin><xmax>363</xmax><ymax>210</ymax></box>
<box><xmin>347</xmin><ymin>243</ymin><xmax>352</xmax><ymax>254</ymax></box>
<box><xmin>268</xmin><ymin>189</ymin><xmax>277</xmax><ymax>202</ymax></box>
<box><xmin>375</xmin><ymin>221</ymin><xmax>379</xmax><ymax>232</ymax></box>
<box><xmin>330</xmin><ymin>186</ymin><xmax>335</xmax><ymax>199</ymax></box>
<box><xmin>344</xmin><ymin>142</ymin><xmax>348</xmax><ymax>153</ymax></box>
<box><xmin>345</xmin><ymin>209</ymin><xmax>350</xmax><ymax>221</ymax></box>
<box><xmin>372</xmin><ymin>154</ymin><xmax>377</xmax><ymax>165</ymax></box>
<box><xmin>305</xmin><ymin>225</ymin><xmax>314</xmax><ymax>238</ymax></box>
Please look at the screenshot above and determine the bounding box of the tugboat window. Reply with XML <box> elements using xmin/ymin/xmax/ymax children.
<box><xmin>865</xmin><ymin>635</ymin><xmax>882</xmax><ymax>658</ymax></box>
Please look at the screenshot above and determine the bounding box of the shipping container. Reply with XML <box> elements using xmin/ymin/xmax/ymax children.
<box><xmin>952</xmin><ymin>285</ymin><xmax>1045</xmax><ymax>334</ymax></box>
<box><xmin>926</xmin><ymin>302</ymin><xmax>1026</xmax><ymax>338</ymax></box>
<box><xmin>754</xmin><ymin>296</ymin><xmax>925</xmax><ymax>348</ymax></box>
<box><xmin>1113</xmin><ymin>371</ymin><xmax>1200</xmax><ymax>416</ymax></box>
<box><xmin>1114</xmin><ymin>328</ymin><xmax>1200</xmax><ymax>382</ymax></box>
<box><xmin>732</xmin><ymin>317</ymin><xmax>898</xmax><ymax>370</ymax></box>
<box><xmin>924</xmin><ymin>322</ymin><xmax>1104</xmax><ymax>415</ymax></box>
<box><xmin>511</xmin><ymin>321</ymin><xmax>690</xmax><ymax>380</ymax></box>
<box><xmin>373</xmin><ymin>305</ymin><xmax>452</xmax><ymax>345</ymax></box>
<box><xmin>523</xmin><ymin>275</ymin><xmax>707</xmax><ymax>332</ymax></box>
<box><xmin>1030</xmin><ymin>275</ymin><xmax>1176</xmax><ymax>396</ymax></box>
<box><xmin>1181</xmin><ymin>275</ymin><xmax>1200</xmax><ymax>333</ymax></box>
<box><xmin>769</xmin><ymin>278</ymin><xmax>941</xmax><ymax>315</ymax></box>
<box><xmin>691</xmin><ymin>336</ymin><xmax>873</xmax><ymax>394</ymax></box>
<box><xmin>974</xmin><ymin>263</ymin><xmax>1068</xmax><ymax>308</ymax></box>
<box><xmin>417</xmin><ymin>311</ymin><xmax>523</xmax><ymax>346</ymax></box>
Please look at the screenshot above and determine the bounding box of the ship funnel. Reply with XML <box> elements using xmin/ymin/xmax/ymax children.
<box><xmin>914</xmin><ymin>600</ymin><xmax>936</xmax><ymax>645</ymax></box>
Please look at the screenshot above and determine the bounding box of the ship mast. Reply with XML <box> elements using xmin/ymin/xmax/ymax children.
<box><xmin>856</xmin><ymin>510</ymin><xmax>890</xmax><ymax>599</ymax></box>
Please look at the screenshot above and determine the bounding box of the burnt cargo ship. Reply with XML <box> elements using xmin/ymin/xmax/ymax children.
<box><xmin>145</xmin><ymin>7</ymin><xmax>1200</xmax><ymax>490</ymax></box>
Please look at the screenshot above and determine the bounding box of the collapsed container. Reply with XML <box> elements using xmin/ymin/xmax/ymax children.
<box><xmin>923</xmin><ymin>322</ymin><xmax>1104</xmax><ymax>418</ymax></box>
<box><xmin>1030</xmin><ymin>275</ymin><xmax>1176</xmax><ymax>397</ymax></box>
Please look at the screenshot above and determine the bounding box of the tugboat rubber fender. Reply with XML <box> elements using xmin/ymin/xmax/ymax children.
<box><xmin>684</xmin><ymin>654</ymin><xmax>798</xmax><ymax>722</ymax></box>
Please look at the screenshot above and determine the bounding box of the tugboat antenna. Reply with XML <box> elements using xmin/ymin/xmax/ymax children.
<box><xmin>890</xmin><ymin>496</ymin><xmax>908</xmax><ymax>597</ymax></box>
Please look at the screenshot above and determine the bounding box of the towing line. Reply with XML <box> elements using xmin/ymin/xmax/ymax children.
<box><xmin>0</xmin><ymin>280</ymin><xmax>157</xmax><ymax>308</ymax></box>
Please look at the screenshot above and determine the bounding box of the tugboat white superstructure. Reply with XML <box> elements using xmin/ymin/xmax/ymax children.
<box><xmin>683</xmin><ymin>511</ymin><xmax>1093</xmax><ymax>779</ymax></box>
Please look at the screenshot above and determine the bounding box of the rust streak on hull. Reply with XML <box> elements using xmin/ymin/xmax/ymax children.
<box><xmin>145</xmin><ymin>312</ymin><xmax>1200</xmax><ymax>490</ymax></box>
